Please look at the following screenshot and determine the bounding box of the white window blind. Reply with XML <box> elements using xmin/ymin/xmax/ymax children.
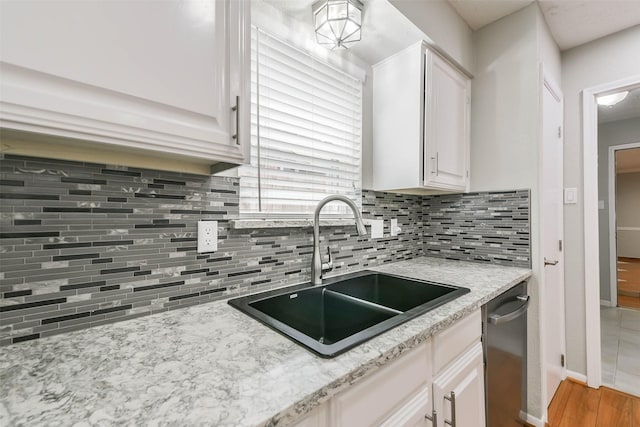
<box><xmin>239</xmin><ymin>27</ymin><xmax>363</xmax><ymax>217</ymax></box>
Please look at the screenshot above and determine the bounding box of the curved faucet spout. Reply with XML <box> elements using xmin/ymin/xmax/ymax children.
<box><xmin>311</xmin><ymin>195</ymin><xmax>367</xmax><ymax>286</ymax></box>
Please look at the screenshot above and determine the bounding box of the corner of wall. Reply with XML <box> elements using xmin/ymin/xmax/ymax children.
<box><xmin>388</xmin><ymin>0</ymin><xmax>474</xmax><ymax>73</ymax></box>
<box><xmin>534</xmin><ymin>2</ymin><xmax>561</xmax><ymax>86</ymax></box>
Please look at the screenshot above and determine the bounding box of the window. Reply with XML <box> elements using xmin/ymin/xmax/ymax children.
<box><xmin>239</xmin><ymin>27</ymin><xmax>363</xmax><ymax>217</ymax></box>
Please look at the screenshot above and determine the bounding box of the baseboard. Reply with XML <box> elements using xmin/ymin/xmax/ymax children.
<box><xmin>600</xmin><ymin>299</ymin><xmax>612</xmax><ymax>307</ymax></box>
<box><xmin>566</xmin><ymin>370</ymin><xmax>588</xmax><ymax>384</ymax></box>
<box><xmin>520</xmin><ymin>411</ymin><xmax>545</xmax><ymax>427</ymax></box>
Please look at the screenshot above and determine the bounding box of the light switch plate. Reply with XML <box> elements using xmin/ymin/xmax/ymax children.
<box><xmin>564</xmin><ymin>188</ymin><xmax>578</xmax><ymax>205</ymax></box>
<box><xmin>598</xmin><ymin>200</ymin><xmax>605</xmax><ymax>210</ymax></box>
<box><xmin>197</xmin><ymin>220</ymin><xmax>218</xmax><ymax>253</ymax></box>
<box><xmin>370</xmin><ymin>219</ymin><xmax>383</xmax><ymax>239</ymax></box>
<box><xmin>390</xmin><ymin>219</ymin><xmax>400</xmax><ymax>236</ymax></box>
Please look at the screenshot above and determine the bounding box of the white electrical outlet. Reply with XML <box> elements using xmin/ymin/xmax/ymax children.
<box><xmin>197</xmin><ymin>220</ymin><xmax>218</xmax><ymax>253</ymax></box>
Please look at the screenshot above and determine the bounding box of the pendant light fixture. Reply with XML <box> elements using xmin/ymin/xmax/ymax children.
<box><xmin>313</xmin><ymin>0</ymin><xmax>363</xmax><ymax>49</ymax></box>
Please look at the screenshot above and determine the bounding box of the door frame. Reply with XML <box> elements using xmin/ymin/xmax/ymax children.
<box><xmin>582</xmin><ymin>74</ymin><xmax>640</xmax><ymax>388</ymax></box>
<box><xmin>608</xmin><ymin>142</ymin><xmax>640</xmax><ymax>308</ymax></box>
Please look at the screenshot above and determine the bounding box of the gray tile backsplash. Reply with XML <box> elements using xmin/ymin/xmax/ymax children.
<box><xmin>0</xmin><ymin>154</ymin><xmax>529</xmax><ymax>345</ymax></box>
<box><xmin>423</xmin><ymin>191</ymin><xmax>530</xmax><ymax>266</ymax></box>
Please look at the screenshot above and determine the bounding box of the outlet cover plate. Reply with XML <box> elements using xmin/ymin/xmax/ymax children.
<box><xmin>370</xmin><ymin>219</ymin><xmax>383</xmax><ymax>239</ymax></box>
<box><xmin>197</xmin><ymin>220</ymin><xmax>218</xmax><ymax>253</ymax></box>
<box><xmin>390</xmin><ymin>219</ymin><xmax>399</xmax><ymax>236</ymax></box>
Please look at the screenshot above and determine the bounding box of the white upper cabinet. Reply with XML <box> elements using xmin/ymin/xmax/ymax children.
<box><xmin>372</xmin><ymin>41</ymin><xmax>470</xmax><ymax>193</ymax></box>
<box><xmin>424</xmin><ymin>53</ymin><xmax>470</xmax><ymax>190</ymax></box>
<box><xmin>0</xmin><ymin>0</ymin><xmax>250</xmax><ymax>172</ymax></box>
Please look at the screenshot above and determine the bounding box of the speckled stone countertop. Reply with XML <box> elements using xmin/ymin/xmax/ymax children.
<box><xmin>0</xmin><ymin>257</ymin><xmax>531</xmax><ymax>427</ymax></box>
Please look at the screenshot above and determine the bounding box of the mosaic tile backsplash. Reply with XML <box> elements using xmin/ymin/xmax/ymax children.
<box><xmin>0</xmin><ymin>154</ymin><xmax>529</xmax><ymax>345</ymax></box>
<box><xmin>423</xmin><ymin>191</ymin><xmax>530</xmax><ymax>266</ymax></box>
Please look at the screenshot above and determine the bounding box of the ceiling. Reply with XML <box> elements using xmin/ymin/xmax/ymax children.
<box><xmin>264</xmin><ymin>0</ymin><xmax>640</xmax><ymax>60</ymax></box>
<box><xmin>599</xmin><ymin>87</ymin><xmax>640</xmax><ymax>124</ymax></box>
<box><xmin>261</xmin><ymin>0</ymin><xmax>427</xmax><ymax>66</ymax></box>
<box><xmin>448</xmin><ymin>0</ymin><xmax>640</xmax><ymax>50</ymax></box>
<box><xmin>448</xmin><ymin>0</ymin><xmax>533</xmax><ymax>31</ymax></box>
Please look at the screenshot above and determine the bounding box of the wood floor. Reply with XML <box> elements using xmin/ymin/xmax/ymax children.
<box><xmin>547</xmin><ymin>379</ymin><xmax>640</xmax><ymax>426</ymax></box>
<box><xmin>618</xmin><ymin>257</ymin><xmax>640</xmax><ymax>309</ymax></box>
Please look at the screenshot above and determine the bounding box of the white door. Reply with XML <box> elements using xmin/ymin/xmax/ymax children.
<box><xmin>542</xmin><ymin>77</ymin><xmax>566</xmax><ymax>407</ymax></box>
<box><xmin>432</xmin><ymin>343</ymin><xmax>485</xmax><ymax>427</ymax></box>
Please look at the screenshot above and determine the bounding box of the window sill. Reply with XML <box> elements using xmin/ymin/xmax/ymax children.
<box><xmin>230</xmin><ymin>218</ymin><xmax>375</xmax><ymax>230</ymax></box>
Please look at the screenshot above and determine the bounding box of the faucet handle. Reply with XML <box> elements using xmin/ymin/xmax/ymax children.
<box><xmin>321</xmin><ymin>246</ymin><xmax>333</xmax><ymax>275</ymax></box>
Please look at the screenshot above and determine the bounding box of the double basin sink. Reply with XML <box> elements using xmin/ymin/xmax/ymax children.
<box><xmin>228</xmin><ymin>271</ymin><xmax>470</xmax><ymax>357</ymax></box>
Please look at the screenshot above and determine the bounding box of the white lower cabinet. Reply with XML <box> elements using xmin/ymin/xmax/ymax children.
<box><xmin>379</xmin><ymin>387</ymin><xmax>431</xmax><ymax>427</ymax></box>
<box><xmin>432</xmin><ymin>343</ymin><xmax>486</xmax><ymax>427</ymax></box>
<box><xmin>292</xmin><ymin>310</ymin><xmax>486</xmax><ymax>427</ymax></box>
<box><xmin>330</xmin><ymin>342</ymin><xmax>431</xmax><ymax>426</ymax></box>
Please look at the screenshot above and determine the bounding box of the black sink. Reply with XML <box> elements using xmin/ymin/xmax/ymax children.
<box><xmin>251</xmin><ymin>287</ymin><xmax>397</xmax><ymax>345</ymax></box>
<box><xmin>326</xmin><ymin>273</ymin><xmax>456</xmax><ymax>312</ymax></box>
<box><xmin>228</xmin><ymin>271</ymin><xmax>470</xmax><ymax>357</ymax></box>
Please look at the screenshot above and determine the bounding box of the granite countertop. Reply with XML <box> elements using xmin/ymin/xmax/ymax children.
<box><xmin>0</xmin><ymin>257</ymin><xmax>532</xmax><ymax>427</ymax></box>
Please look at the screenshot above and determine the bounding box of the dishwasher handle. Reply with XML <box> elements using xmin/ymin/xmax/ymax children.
<box><xmin>488</xmin><ymin>295</ymin><xmax>530</xmax><ymax>325</ymax></box>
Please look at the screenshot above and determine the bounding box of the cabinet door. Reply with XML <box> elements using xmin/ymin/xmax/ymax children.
<box><xmin>424</xmin><ymin>52</ymin><xmax>470</xmax><ymax>191</ymax></box>
<box><xmin>380</xmin><ymin>387</ymin><xmax>432</xmax><ymax>427</ymax></box>
<box><xmin>432</xmin><ymin>343</ymin><xmax>485</xmax><ymax>427</ymax></box>
<box><xmin>0</xmin><ymin>0</ymin><xmax>249</xmax><ymax>168</ymax></box>
<box><xmin>331</xmin><ymin>342</ymin><xmax>431</xmax><ymax>426</ymax></box>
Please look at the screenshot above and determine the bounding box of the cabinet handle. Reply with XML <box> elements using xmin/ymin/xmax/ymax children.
<box><xmin>430</xmin><ymin>152</ymin><xmax>439</xmax><ymax>175</ymax></box>
<box><xmin>425</xmin><ymin>410</ymin><xmax>437</xmax><ymax>426</ymax></box>
<box><xmin>231</xmin><ymin>95</ymin><xmax>240</xmax><ymax>145</ymax></box>
<box><xmin>444</xmin><ymin>391</ymin><xmax>456</xmax><ymax>426</ymax></box>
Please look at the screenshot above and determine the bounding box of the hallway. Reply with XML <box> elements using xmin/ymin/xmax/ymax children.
<box><xmin>601</xmin><ymin>306</ymin><xmax>640</xmax><ymax>396</ymax></box>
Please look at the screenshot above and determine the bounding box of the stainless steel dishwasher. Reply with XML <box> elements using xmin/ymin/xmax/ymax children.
<box><xmin>482</xmin><ymin>282</ymin><xmax>529</xmax><ymax>427</ymax></box>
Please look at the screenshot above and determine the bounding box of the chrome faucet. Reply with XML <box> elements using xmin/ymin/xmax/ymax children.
<box><xmin>311</xmin><ymin>195</ymin><xmax>367</xmax><ymax>285</ymax></box>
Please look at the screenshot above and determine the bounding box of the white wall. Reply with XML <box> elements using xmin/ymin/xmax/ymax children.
<box><xmin>597</xmin><ymin>118</ymin><xmax>640</xmax><ymax>301</ymax></box>
<box><xmin>470</xmin><ymin>5</ymin><xmax>539</xmax><ymax>193</ymax></box>
<box><xmin>471</xmin><ymin>3</ymin><xmax>561</xmax><ymax>419</ymax></box>
<box><xmin>617</xmin><ymin>172</ymin><xmax>640</xmax><ymax>258</ymax></box>
<box><xmin>561</xmin><ymin>24</ymin><xmax>640</xmax><ymax>376</ymax></box>
<box><xmin>389</xmin><ymin>0</ymin><xmax>474</xmax><ymax>73</ymax></box>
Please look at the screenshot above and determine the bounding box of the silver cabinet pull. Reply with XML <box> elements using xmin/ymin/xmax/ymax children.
<box><xmin>425</xmin><ymin>410</ymin><xmax>437</xmax><ymax>426</ymax></box>
<box><xmin>231</xmin><ymin>95</ymin><xmax>240</xmax><ymax>145</ymax></box>
<box><xmin>544</xmin><ymin>258</ymin><xmax>559</xmax><ymax>266</ymax></box>
<box><xmin>430</xmin><ymin>152</ymin><xmax>439</xmax><ymax>175</ymax></box>
<box><xmin>444</xmin><ymin>391</ymin><xmax>456</xmax><ymax>426</ymax></box>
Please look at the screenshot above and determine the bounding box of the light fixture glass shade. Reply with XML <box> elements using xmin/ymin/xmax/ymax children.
<box><xmin>597</xmin><ymin>91</ymin><xmax>629</xmax><ymax>107</ymax></box>
<box><xmin>313</xmin><ymin>0</ymin><xmax>363</xmax><ymax>49</ymax></box>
